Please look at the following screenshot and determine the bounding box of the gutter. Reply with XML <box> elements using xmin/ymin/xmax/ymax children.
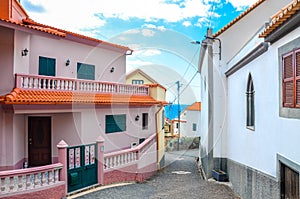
<box><xmin>155</xmin><ymin>102</ymin><xmax>165</xmax><ymax>167</ymax></box>
<box><xmin>225</xmin><ymin>42</ymin><xmax>269</xmax><ymax>77</ymax></box>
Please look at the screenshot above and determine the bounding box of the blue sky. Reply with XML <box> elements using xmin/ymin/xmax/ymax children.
<box><xmin>21</xmin><ymin>0</ymin><xmax>256</xmax><ymax>104</ymax></box>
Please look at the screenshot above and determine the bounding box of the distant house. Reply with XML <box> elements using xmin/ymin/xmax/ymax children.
<box><xmin>126</xmin><ymin>68</ymin><xmax>157</xmax><ymax>85</ymax></box>
<box><xmin>126</xmin><ymin>68</ymin><xmax>167</xmax><ymax>169</ymax></box>
<box><xmin>199</xmin><ymin>0</ymin><xmax>300</xmax><ymax>198</ymax></box>
<box><xmin>0</xmin><ymin>0</ymin><xmax>166</xmax><ymax>197</ymax></box>
<box><xmin>180</xmin><ymin>102</ymin><xmax>201</xmax><ymax>138</ymax></box>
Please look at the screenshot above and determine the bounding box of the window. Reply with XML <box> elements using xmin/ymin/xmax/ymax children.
<box><xmin>192</xmin><ymin>123</ymin><xmax>197</xmax><ymax>131</ymax></box>
<box><xmin>105</xmin><ymin>114</ymin><xmax>126</xmax><ymax>133</ymax></box>
<box><xmin>132</xmin><ymin>80</ymin><xmax>144</xmax><ymax>85</ymax></box>
<box><xmin>77</xmin><ymin>63</ymin><xmax>95</xmax><ymax>80</ymax></box>
<box><xmin>282</xmin><ymin>49</ymin><xmax>300</xmax><ymax>108</ymax></box>
<box><xmin>39</xmin><ymin>56</ymin><xmax>56</xmax><ymax>76</ymax></box>
<box><xmin>246</xmin><ymin>73</ymin><xmax>255</xmax><ymax>129</ymax></box>
<box><xmin>142</xmin><ymin>113</ymin><xmax>148</xmax><ymax>130</ymax></box>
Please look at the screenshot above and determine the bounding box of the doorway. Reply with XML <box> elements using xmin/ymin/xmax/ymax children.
<box><xmin>28</xmin><ymin>116</ymin><xmax>52</xmax><ymax>167</ymax></box>
<box><xmin>281</xmin><ymin>162</ymin><xmax>299</xmax><ymax>199</ymax></box>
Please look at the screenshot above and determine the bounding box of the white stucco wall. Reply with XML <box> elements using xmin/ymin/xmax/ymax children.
<box><xmin>227</xmin><ymin>26</ymin><xmax>300</xmax><ymax>178</ymax></box>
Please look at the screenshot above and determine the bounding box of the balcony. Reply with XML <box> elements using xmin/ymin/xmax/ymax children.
<box><xmin>15</xmin><ymin>74</ymin><xmax>149</xmax><ymax>96</ymax></box>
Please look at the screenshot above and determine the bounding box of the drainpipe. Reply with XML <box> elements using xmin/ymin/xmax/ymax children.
<box><xmin>155</xmin><ymin>102</ymin><xmax>164</xmax><ymax>169</ymax></box>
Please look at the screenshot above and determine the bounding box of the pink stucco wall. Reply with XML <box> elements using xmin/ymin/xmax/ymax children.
<box><xmin>28</xmin><ymin>34</ymin><xmax>126</xmax><ymax>83</ymax></box>
<box><xmin>0</xmin><ymin>26</ymin><xmax>14</xmax><ymax>95</ymax></box>
<box><xmin>0</xmin><ymin>182</ymin><xmax>65</xmax><ymax>199</ymax></box>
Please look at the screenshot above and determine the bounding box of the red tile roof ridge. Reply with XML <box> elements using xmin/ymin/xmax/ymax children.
<box><xmin>0</xmin><ymin>18</ymin><xmax>66</xmax><ymax>37</ymax></box>
<box><xmin>144</xmin><ymin>83</ymin><xmax>167</xmax><ymax>91</ymax></box>
<box><xmin>22</xmin><ymin>18</ymin><xmax>131</xmax><ymax>51</ymax></box>
<box><xmin>259</xmin><ymin>0</ymin><xmax>300</xmax><ymax>38</ymax></box>
<box><xmin>185</xmin><ymin>102</ymin><xmax>201</xmax><ymax>111</ymax></box>
<box><xmin>213</xmin><ymin>0</ymin><xmax>266</xmax><ymax>37</ymax></box>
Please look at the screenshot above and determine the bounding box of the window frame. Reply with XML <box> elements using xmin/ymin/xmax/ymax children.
<box><xmin>192</xmin><ymin>123</ymin><xmax>197</xmax><ymax>131</ymax></box>
<box><xmin>282</xmin><ymin>49</ymin><xmax>300</xmax><ymax>108</ymax></box>
<box><xmin>77</xmin><ymin>62</ymin><xmax>95</xmax><ymax>80</ymax></box>
<box><xmin>142</xmin><ymin>113</ymin><xmax>148</xmax><ymax>130</ymax></box>
<box><xmin>132</xmin><ymin>80</ymin><xmax>144</xmax><ymax>85</ymax></box>
<box><xmin>246</xmin><ymin>73</ymin><xmax>255</xmax><ymax>130</ymax></box>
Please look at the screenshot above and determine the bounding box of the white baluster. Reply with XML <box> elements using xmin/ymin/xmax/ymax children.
<box><xmin>54</xmin><ymin>169</ymin><xmax>59</xmax><ymax>183</ymax></box>
<box><xmin>17</xmin><ymin>175</ymin><xmax>23</xmax><ymax>191</ymax></box>
<box><xmin>0</xmin><ymin>177</ymin><xmax>6</xmax><ymax>193</ymax></box>
<box><xmin>23</xmin><ymin>77</ymin><xmax>28</xmax><ymax>88</ymax></box>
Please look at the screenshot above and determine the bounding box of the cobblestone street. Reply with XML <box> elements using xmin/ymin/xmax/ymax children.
<box><xmin>71</xmin><ymin>149</ymin><xmax>240</xmax><ymax>199</ymax></box>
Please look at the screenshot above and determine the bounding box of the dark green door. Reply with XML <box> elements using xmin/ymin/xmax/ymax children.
<box><xmin>67</xmin><ymin>144</ymin><xmax>98</xmax><ymax>193</ymax></box>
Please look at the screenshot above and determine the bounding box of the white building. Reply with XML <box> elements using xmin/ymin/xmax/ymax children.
<box><xmin>199</xmin><ymin>0</ymin><xmax>300</xmax><ymax>198</ymax></box>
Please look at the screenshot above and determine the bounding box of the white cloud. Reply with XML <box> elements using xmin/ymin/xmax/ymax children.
<box><xmin>142</xmin><ymin>24</ymin><xmax>167</xmax><ymax>32</ymax></box>
<box><xmin>142</xmin><ymin>29</ymin><xmax>156</xmax><ymax>37</ymax></box>
<box><xmin>26</xmin><ymin>0</ymin><xmax>106</xmax><ymax>34</ymax></box>
<box><xmin>182</xmin><ymin>21</ymin><xmax>192</xmax><ymax>27</ymax></box>
<box><xmin>227</xmin><ymin>0</ymin><xmax>257</xmax><ymax>10</ymax></box>
<box><xmin>25</xmin><ymin>0</ymin><xmax>213</xmax><ymax>32</ymax></box>
<box><xmin>141</xmin><ymin>49</ymin><xmax>162</xmax><ymax>56</ymax></box>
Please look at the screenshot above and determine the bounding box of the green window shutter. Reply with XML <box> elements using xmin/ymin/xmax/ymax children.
<box><xmin>39</xmin><ymin>56</ymin><xmax>55</xmax><ymax>76</ymax></box>
<box><xmin>105</xmin><ymin>114</ymin><xmax>126</xmax><ymax>133</ymax></box>
<box><xmin>77</xmin><ymin>63</ymin><xmax>95</xmax><ymax>80</ymax></box>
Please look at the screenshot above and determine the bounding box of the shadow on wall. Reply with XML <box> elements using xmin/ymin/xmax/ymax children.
<box><xmin>165</xmin><ymin>137</ymin><xmax>200</xmax><ymax>152</ymax></box>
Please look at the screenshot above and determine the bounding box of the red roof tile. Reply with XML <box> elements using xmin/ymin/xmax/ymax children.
<box><xmin>185</xmin><ymin>102</ymin><xmax>201</xmax><ymax>111</ymax></box>
<box><xmin>259</xmin><ymin>0</ymin><xmax>300</xmax><ymax>38</ymax></box>
<box><xmin>2</xmin><ymin>88</ymin><xmax>161</xmax><ymax>106</ymax></box>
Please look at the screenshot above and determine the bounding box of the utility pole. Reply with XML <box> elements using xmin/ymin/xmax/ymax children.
<box><xmin>176</xmin><ymin>81</ymin><xmax>181</xmax><ymax>151</ymax></box>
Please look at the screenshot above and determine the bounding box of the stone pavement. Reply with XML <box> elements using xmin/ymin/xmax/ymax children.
<box><xmin>71</xmin><ymin>149</ymin><xmax>241</xmax><ymax>199</ymax></box>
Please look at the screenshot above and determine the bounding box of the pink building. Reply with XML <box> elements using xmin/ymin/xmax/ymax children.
<box><xmin>0</xmin><ymin>0</ymin><xmax>165</xmax><ymax>197</ymax></box>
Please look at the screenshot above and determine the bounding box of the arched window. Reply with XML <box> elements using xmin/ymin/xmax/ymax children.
<box><xmin>246</xmin><ymin>74</ymin><xmax>255</xmax><ymax>129</ymax></box>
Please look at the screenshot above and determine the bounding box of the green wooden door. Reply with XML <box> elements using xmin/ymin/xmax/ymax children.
<box><xmin>67</xmin><ymin>144</ymin><xmax>98</xmax><ymax>193</ymax></box>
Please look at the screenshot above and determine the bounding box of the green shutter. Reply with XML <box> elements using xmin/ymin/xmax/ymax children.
<box><xmin>39</xmin><ymin>56</ymin><xmax>55</xmax><ymax>76</ymax></box>
<box><xmin>105</xmin><ymin>114</ymin><xmax>126</xmax><ymax>133</ymax></box>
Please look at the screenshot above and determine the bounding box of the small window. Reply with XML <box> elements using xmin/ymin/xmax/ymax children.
<box><xmin>142</xmin><ymin>113</ymin><xmax>148</xmax><ymax>130</ymax></box>
<box><xmin>132</xmin><ymin>80</ymin><xmax>144</xmax><ymax>85</ymax></box>
<box><xmin>39</xmin><ymin>56</ymin><xmax>56</xmax><ymax>76</ymax></box>
<box><xmin>105</xmin><ymin>114</ymin><xmax>126</xmax><ymax>133</ymax></box>
<box><xmin>192</xmin><ymin>123</ymin><xmax>197</xmax><ymax>131</ymax></box>
<box><xmin>246</xmin><ymin>74</ymin><xmax>255</xmax><ymax>129</ymax></box>
<box><xmin>77</xmin><ymin>63</ymin><xmax>95</xmax><ymax>80</ymax></box>
<box><xmin>176</xmin><ymin>123</ymin><xmax>179</xmax><ymax>128</ymax></box>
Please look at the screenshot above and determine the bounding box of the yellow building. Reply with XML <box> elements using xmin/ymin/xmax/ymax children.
<box><xmin>126</xmin><ymin>69</ymin><xmax>167</xmax><ymax>169</ymax></box>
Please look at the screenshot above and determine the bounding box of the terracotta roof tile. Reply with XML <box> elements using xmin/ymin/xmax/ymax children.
<box><xmin>2</xmin><ymin>88</ymin><xmax>161</xmax><ymax>106</ymax></box>
<box><xmin>259</xmin><ymin>0</ymin><xmax>300</xmax><ymax>38</ymax></box>
<box><xmin>213</xmin><ymin>0</ymin><xmax>266</xmax><ymax>37</ymax></box>
<box><xmin>185</xmin><ymin>102</ymin><xmax>201</xmax><ymax>111</ymax></box>
<box><xmin>0</xmin><ymin>18</ymin><xmax>66</xmax><ymax>37</ymax></box>
<box><xmin>21</xmin><ymin>18</ymin><xmax>131</xmax><ymax>51</ymax></box>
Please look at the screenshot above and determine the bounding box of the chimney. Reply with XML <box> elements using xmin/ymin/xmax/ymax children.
<box><xmin>0</xmin><ymin>0</ymin><xmax>28</xmax><ymax>22</ymax></box>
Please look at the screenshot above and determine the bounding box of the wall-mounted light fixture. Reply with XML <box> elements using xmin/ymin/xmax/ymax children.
<box><xmin>135</xmin><ymin>115</ymin><xmax>140</xmax><ymax>121</ymax></box>
<box><xmin>66</xmin><ymin>59</ymin><xmax>70</xmax><ymax>66</ymax></box>
<box><xmin>110</xmin><ymin>67</ymin><xmax>115</xmax><ymax>73</ymax></box>
<box><xmin>21</xmin><ymin>48</ymin><xmax>29</xmax><ymax>56</ymax></box>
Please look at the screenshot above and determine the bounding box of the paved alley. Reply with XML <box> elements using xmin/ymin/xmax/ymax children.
<box><xmin>72</xmin><ymin>149</ymin><xmax>240</xmax><ymax>199</ymax></box>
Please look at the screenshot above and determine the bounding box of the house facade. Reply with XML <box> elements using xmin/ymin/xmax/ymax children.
<box><xmin>0</xmin><ymin>0</ymin><xmax>165</xmax><ymax>197</ymax></box>
<box><xmin>199</xmin><ymin>0</ymin><xmax>300</xmax><ymax>198</ymax></box>
<box><xmin>180</xmin><ymin>102</ymin><xmax>201</xmax><ymax>138</ymax></box>
<box><xmin>126</xmin><ymin>68</ymin><xmax>167</xmax><ymax>169</ymax></box>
